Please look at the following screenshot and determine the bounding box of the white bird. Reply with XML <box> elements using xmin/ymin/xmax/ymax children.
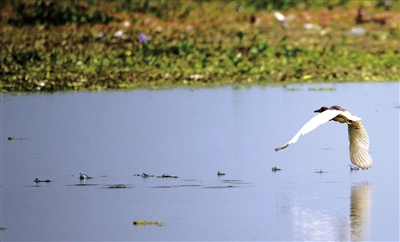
<box><xmin>274</xmin><ymin>105</ymin><xmax>372</xmax><ymax>170</ymax></box>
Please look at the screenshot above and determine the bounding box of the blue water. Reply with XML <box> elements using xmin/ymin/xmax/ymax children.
<box><xmin>1</xmin><ymin>82</ymin><xmax>399</xmax><ymax>241</ymax></box>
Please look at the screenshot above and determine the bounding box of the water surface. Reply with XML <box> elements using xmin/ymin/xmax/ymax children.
<box><xmin>1</xmin><ymin>83</ymin><xmax>399</xmax><ymax>241</ymax></box>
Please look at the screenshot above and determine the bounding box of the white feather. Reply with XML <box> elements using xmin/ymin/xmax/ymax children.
<box><xmin>341</xmin><ymin>110</ymin><xmax>362</xmax><ymax>121</ymax></box>
<box><xmin>275</xmin><ymin>109</ymin><xmax>343</xmax><ymax>151</ymax></box>
<box><xmin>348</xmin><ymin>123</ymin><xmax>372</xmax><ymax>170</ymax></box>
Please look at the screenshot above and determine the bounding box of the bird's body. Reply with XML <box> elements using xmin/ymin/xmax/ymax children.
<box><xmin>275</xmin><ymin>105</ymin><xmax>372</xmax><ymax>170</ymax></box>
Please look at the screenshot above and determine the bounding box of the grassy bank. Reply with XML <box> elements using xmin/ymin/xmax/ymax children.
<box><xmin>0</xmin><ymin>0</ymin><xmax>399</xmax><ymax>92</ymax></box>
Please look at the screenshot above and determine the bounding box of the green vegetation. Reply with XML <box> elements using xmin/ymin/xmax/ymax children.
<box><xmin>0</xmin><ymin>0</ymin><xmax>399</xmax><ymax>92</ymax></box>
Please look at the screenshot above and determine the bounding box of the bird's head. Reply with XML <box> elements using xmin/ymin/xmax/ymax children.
<box><xmin>314</xmin><ymin>106</ymin><xmax>329</xmax><ymax>113</ymax></box>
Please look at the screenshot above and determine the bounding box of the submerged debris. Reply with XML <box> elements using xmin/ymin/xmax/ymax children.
<box><xmin>157</xmin><ymin>173</ymin><xmax>178</xmax><ymax>178</ymax></box>
<box><xmin>79</xmin><ymin>171</ymin><xmax>93</xmax><ymax>180</ymax></box>
<box><xmin>34</xmin><ymin>178</ymin><xmax>51</xmax><ymax>183</ymax></box>
<box><xmin>74</xmin><ymin>183</ymin><xmax>98</xmax><ymax>186</ymax></box>
<box><xmin>134</xmin><ymin>172</ymin><xmax>155</xmax><ymax>178</ymax></box>
<box><xmin>141</xmin><ymin>172</ymin><xmax>151</xmax><ymax>178</ymax></box>
<box><xmin>349</xmin><ymin>164</ymin><xmax>360</xmax><ymax>171</ymax></box>
<box><xmin>133</xmin><ymin>220</ymin><xmax>163</xmax><ymax>226</ymax></box>
<box><xmin>134</xmin><ymin>172</ymin><xmax>178</xmax><ymax>178</ymax></box>
<box><xmin>204</xmin><ymin>185</ymin><xmax>235</xmax><ymax>189</ymax></box>
<box><xmin>271</xmin><ymin>166</ymin><xmax>281</xmax><ymax>172</ymax></box>
<box><xmin>108</xmin><ymin>184</ymin><xmax>127</xmax><ymax>189</ymax></box>
<box><xmin>8</xmin><ymin>137</ymin><xmax>28</xmax><ymax>140</ymax></box>
<box><xmin>217</xmin><ymin>171</ymin><xmax>225</xmax><ymax>176</ymax></box>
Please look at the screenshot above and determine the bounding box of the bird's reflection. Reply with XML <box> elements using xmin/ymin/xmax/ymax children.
<box><xmin>350</xmin><ymin>182</ymin><xmax>372</xmax><ymax>241</ymax></box>
<box><xmin>275</xmin><ymin>182</ymin><xmax>371</xmax><ymax>240</ymax></box>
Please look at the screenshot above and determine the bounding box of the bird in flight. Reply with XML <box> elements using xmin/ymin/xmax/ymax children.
<box><xmin>274</xmin><ymin>105</ymin><xmax>372</xmax><ymax>170</ymax></box>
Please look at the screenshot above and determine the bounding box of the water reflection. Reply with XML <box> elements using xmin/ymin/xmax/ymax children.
<box><xmin>350</xmin><ymin>182</ymin><xmax>371</xmax><ymax>241</ymax></box>
<box><xmin>291</xmin><ymin>203</ymin><xmax>347</xmax><ymax>241</ymax></box>
<box><xmin>277</xmin><ymin>182</ymin><xmax>372</xmax><ymax>241</ymax></box>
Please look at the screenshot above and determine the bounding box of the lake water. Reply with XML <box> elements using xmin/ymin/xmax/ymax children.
<box><xmin>1</xmin><ymin>82</ymin><xmax>399</xmax><ymax>241</ymax></box>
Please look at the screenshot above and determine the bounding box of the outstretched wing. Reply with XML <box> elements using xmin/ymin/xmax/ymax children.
<box><xmin>275</xmin><ymin>110</ymin><xmax>343</xmax><ymax>151</ymax></box>
<box><xmin>348</xmin><ymin>122</ymin><xmax>372</xmax><ymax>170</ymax></box>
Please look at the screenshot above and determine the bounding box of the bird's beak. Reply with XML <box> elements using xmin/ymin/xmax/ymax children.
<box><xmin>314</xmin><ymin>108</ymin><xmax>322</xmax><ymax>113</ymax></box>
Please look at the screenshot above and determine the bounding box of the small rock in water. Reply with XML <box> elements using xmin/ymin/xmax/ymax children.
<box><xmin>134</xmin><ymin>172</ymin><xmax>155</xmax><ymax>177</ymax></box>
<box><xmin>34</xmin><ymin>178</ymin><xmax>52</xmax><ymax>183</ymax></box>
<box><xmin>79</xmin><ymin>171</ymin><xmax>93</xmax><ymax>180</ymax></box>
<box><xmin>271</xmin><ymin>166</ymin><xmax>281</xmax><ymax>172</ymax></box>
<box><xmin>141</xmin><ymin>172</ymin><xmax>154</xmax><ymax>178</ymax></box>
<box><xmin>349</xmin><ymin>164</ymin><xmax>360</xmax><ymax>171</ymax></box>
<box><xmin>157</xmin><ymin>173</ymin><xmax>178</xmax><ymax>178</ymax></box>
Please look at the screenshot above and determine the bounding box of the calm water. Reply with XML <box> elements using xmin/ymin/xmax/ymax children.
<box><xmin>1</xmin><ymin>83</ymin><xmax>399</xmax><ymax>241</ymax></box>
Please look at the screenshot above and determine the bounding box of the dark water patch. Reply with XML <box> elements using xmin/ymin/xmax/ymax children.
<box><xmin>105</xmin><ymin>184</ymin><xmax>131</xmax><ymax>189</ymax></box>
<box><xmin>70</xmin><ymin>184</ymin><xmax>99</xmax><ymax>186</ymax></box>
<box><xmin>151</xmin><ymin>184</ymin><xmax>201</xmax><ymax>189</ymax></box>
<box><xmin>27</xmin><ymin>185</ymin><xmax>52</xmax><ymax>188</ymax></box>
<box><xmin>203</xmin><ymin>185</ymin><xmax>236</xmax><ymax>189</ymax></box>
<box><xmin>220</xmin><ymin>180</ymin><xmax>250</xmax><ymax>185</ymax></box>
